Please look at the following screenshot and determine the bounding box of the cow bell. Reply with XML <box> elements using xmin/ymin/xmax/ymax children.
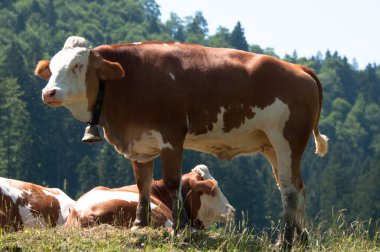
<box><xmin>82</xmin><ymin>125</ymin><xmax>102</xmax><ymax>144</ymax></box>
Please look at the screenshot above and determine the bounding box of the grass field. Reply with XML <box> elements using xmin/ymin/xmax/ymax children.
<box><xmin>1</xmin><ymin>216</ymin><xmax>379</xmax><ymax>251</ymax></box>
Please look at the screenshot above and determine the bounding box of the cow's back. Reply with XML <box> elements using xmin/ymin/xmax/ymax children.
<box><xmin>95</xmin><ymin>43</ymin><xmax>319</xmax><ymax>161</ymax></box>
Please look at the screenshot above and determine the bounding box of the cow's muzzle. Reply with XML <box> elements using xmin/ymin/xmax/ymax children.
<box><xmin>42</xmin><ymin>88</ymin><xmax>62</xmax><ymax>106</ymax></box>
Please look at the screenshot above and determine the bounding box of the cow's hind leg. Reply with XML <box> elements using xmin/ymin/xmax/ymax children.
<box><xmin>264</xmin><ymin>130</ymin><xmax>307</xmax><ymax>251</ymax></box>
<box><xmin>131</xmin><ymin>160</ymin><xmax>154</xmax><ymax>230</ymax></box>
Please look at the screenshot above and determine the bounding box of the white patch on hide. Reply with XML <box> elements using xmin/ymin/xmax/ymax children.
<box><xmin>43</xmin><ymin>189</ymin><xmax>76</xmax><ymax>225</ymax></box>
<box><xmin>23</xmin><ymin>189</ymin><xmax>32</xmax><ymax>195</ymax></box>
<box><xmin>18</xmin><ymin>203</ymin><xmax>47</xmax><ymax>228</ymax></box>
<box><xmin>74</xmin><ymin>189</ymin><xmax>158</xmax><ymax>218</ymax></box>
<box><xmin>123</xmin><ymin>130</ymin><xmax>173</xmax><ymax>163</ymax></box>
<box><xmin>0</xmin><ymin>177</ymin><xmax>24</xmax><ymax>203</ymax></box>
<box><xmin>184</xmin><ymin>98</ymin><xmax>291</xmax><ymax>161</ymax></box>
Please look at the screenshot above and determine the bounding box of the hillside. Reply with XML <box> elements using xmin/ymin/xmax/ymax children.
<box><xmin>0</xmin><ymin>0</ymin><xmax>379</xmax><ymax>228</ymax></box>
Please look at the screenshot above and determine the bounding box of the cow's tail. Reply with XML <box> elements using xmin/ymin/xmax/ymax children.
<box><xmin>299</xmin><ymin>65</ymin><xmax>329</xmax><ymax>157</ymax></box>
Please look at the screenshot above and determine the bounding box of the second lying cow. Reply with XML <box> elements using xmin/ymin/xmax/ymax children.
<box><xmin>65</xmin><ymin>165</ymin><xmax>235</xmax><ymax>229</ymax></box>
<box><xmin>0</xmin><ymin>177</ymin><xmax>75</xmax><ymax>231</ymax></box>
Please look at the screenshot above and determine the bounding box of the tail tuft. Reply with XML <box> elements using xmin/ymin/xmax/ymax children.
<box><xmin>314</xmin><ymin>133</ymin><xmax>329</xmax><ymax>157</ymax></box>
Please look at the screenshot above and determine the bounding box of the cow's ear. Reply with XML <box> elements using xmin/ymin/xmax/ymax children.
<box><xmin>194</xmin><ymin>179</ymin><xmax>217</xmax><ymax>197</ymax></box>
<box><xmin>34</xmin><ymin>60</ymin><xmax>51</xmax><ymax>80</ymax></box>
<box><xmin>97</xmin><ymin>59</ymin><xmax>125</xmax><ymax>80</ymax></box>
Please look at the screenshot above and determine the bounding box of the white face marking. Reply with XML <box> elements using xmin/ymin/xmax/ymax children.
<box><xmin>74</xmin><ymin>189</ymin><xmax>158</xmax><ymax>217</ymax></box>
<box><xmin>174</xmin><ymin>42</ymin><xmax>180</xmax><ymax>45</ymax></box>
<box><xmin>191</xmin><ymin>164</ymin><xmax>213</xmax><ymax>180</ymax></box>
<box><xmin>122</xmin><ymin>130</ymin><xmax>173</xmax><ymax>163</ymax></box>
<box><xmin>191</xmin><ymin>165</ymin><xmax>235</xmax><ymax>228</ymax></box>
<box><xmin>163</xmin><ymin>43</ymin><xmax>169</xmax><ymax>47</ymax></box>
<box><xmin>169</xmin><ymin>72</ymin><xmax>175</xmax><ymax>80</ymax></box>
<box><xmin>43</xmin><ymin>189</ymin><xmax>76</xmax><ymax>225</ymax></box>
<box><xmin>133</xmin><ymin>42</ymin><xmax>142</xmax><ymax>45</ymax></box>
<box><xmin>63</xmin><ymin>36</ymin><xmax>90</xmax><ymax>49</ymax></box>
<box><xmin>184</xmin><ymin>98</ymin><xmax>291</xmax><ymax>160</ymax></box>
<box><xmin>42</xmin><ymin>45</ymin><xmax>92</xmax><ymax>122</ymax></box>
<box><xmin>197</xmin><ymin>193</ymin><xmax>234</xmax><ymax>228</ymax></box>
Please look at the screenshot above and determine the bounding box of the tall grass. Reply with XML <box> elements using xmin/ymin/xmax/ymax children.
<box><xmin>1</xmin><ymin>213</ymin><xmax>379</xmax><ymax>251</ymax></box>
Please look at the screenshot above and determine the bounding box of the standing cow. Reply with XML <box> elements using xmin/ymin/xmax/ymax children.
<box><xmin>0</xmin><ymin>177</ymin><xmax>75</xmax><ymax>231</ymax></box>
<box><xmin>35</xmin><ymin>36</ymin><xmax>328</xmax><ymax>249</ymax></box>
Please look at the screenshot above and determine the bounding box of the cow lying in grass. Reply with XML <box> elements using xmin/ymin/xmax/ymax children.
<box><xmin>0</xmin><ymin>177</ymin><xmax>75</xmax><ymax>231</ymax></box>
<box><xmin>64</xmin><ymin>165</ymin><xmax>235</xmax><ymax>229</ymax></box>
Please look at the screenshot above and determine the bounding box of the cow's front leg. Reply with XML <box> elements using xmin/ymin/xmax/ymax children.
<box><xmin>160</xmin><ymin>144</ymin><xmax>190</xmax><ymax>230</ymax></box>
<box><xmin>131</xmin><ymin>160</ymin><xmax>153</xmax><ymax>229</ymax></box>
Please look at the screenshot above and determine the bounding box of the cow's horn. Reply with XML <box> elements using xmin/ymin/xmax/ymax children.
<box><xmin>82</xmin><ymin>125</ymin><xmax>102</xmax><ymax>144</ymax></box>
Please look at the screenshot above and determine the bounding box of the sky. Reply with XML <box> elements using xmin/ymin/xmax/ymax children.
<box><xmin>156</xmin><ymin>0</ymin><xmax>380</xmax><ymax>69</ymax></box>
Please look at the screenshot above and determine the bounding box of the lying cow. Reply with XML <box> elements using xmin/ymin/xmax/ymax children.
<box><xmin>35</xmin><ymin>36</ymin><xmax>328</xmax><ymax>249</ymax></box>
<box><xmin>64</xmin><ymin>165</ymin><xmax>235</xmax><ymax>229</ymax></box>
<box><xmin>0</xmin><ymin>177</ymin><xmax>75</xmax><ymax>231</ymax></box>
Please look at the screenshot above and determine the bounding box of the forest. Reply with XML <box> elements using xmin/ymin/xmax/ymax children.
<box><xmin>0</xmin><ymin>0</ymin><xmax>379</xmax><ymax>228</ymax></box>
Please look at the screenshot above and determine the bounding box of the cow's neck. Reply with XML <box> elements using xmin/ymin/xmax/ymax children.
<box><xmin>150</xmin><ymin>179</ymin><xmax>192</xmax><ymax>220</ymax></box>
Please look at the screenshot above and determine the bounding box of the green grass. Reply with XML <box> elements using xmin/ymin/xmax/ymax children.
<box><xmin>1</xmin><ymin>218</ymin><xmax>379</xmax><ymax>251</ymax></box>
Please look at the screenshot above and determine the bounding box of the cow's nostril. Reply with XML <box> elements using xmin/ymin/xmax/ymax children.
<box><xmin>46</xmin><ymin>89</ymin><xmax>56</xmax><ymax>97</ymax></box>
<box><xmin>43</xmin><ymin>89</ymin><xmax>57</xmax><ymax>100</ymax></box>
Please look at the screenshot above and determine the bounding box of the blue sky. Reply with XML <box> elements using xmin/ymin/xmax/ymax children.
<box><xmin>156</xmin><ymin>0</ymin><xmax>379</xmax><ymax>69</ymax></box>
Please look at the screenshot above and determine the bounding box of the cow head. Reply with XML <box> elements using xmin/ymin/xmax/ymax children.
<box><xmin>184</xmin><ymin>164</ymin><xmax>235</xmax><ymax>229</ymax></box>
<box><xmin>34</xmin><ymin>36</ymin><xmax>124</xmax><ymax>122</ymax></box>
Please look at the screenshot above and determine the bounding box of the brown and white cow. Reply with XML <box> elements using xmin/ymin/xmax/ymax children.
<box><xmin>0</xmin><ymin>177</ymin><xmax>75</xmax><ymax>231</ymax></box>
<box><xmin>64</xmin><ymin>165</ymin><xmax>234</xmax><ymax>230</ymax></box>
<box><xmin>35</xmin><ymin>36</ymin><xmax>328</xmax><ymax>249</ymax></box>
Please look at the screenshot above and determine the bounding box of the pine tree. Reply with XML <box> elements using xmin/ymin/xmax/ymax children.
<box><xmin>230</xmin><ymin>21</ymin><xmax>248</xmax><ymax>51</ymax></box>
<box><xmin>185</xmin><ymin>11</ymin><xmax>208</xmax><ymax>43</ymax></box>
<box><xmin>208</xmin><ymin>26</ymin><xmax>231</xmax><ymax>48</ymax></box>
<box><xmin>0</xmin><ymin>78</ymin><xmax>32</xmax><ymax>179</ymax></box>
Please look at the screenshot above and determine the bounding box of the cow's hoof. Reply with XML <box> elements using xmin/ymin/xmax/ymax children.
<box><xmin>274</xmin><ymin>241</ymin><xmax>292</xmax><ymax>252</ymax></box>
<box><xmin>130</xmin><ymin>225</ymin><xmax>141</xmax><ymax>232</ymax></box>
<box><xmin>275</xmin><ymin>235</ymin><xmax>292</xmax><ymax>252</ymax></box>
<box><xmin>131</xmin><ymin>219</ymin><xmax>146</xmax><ymax>232</ymax></box>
